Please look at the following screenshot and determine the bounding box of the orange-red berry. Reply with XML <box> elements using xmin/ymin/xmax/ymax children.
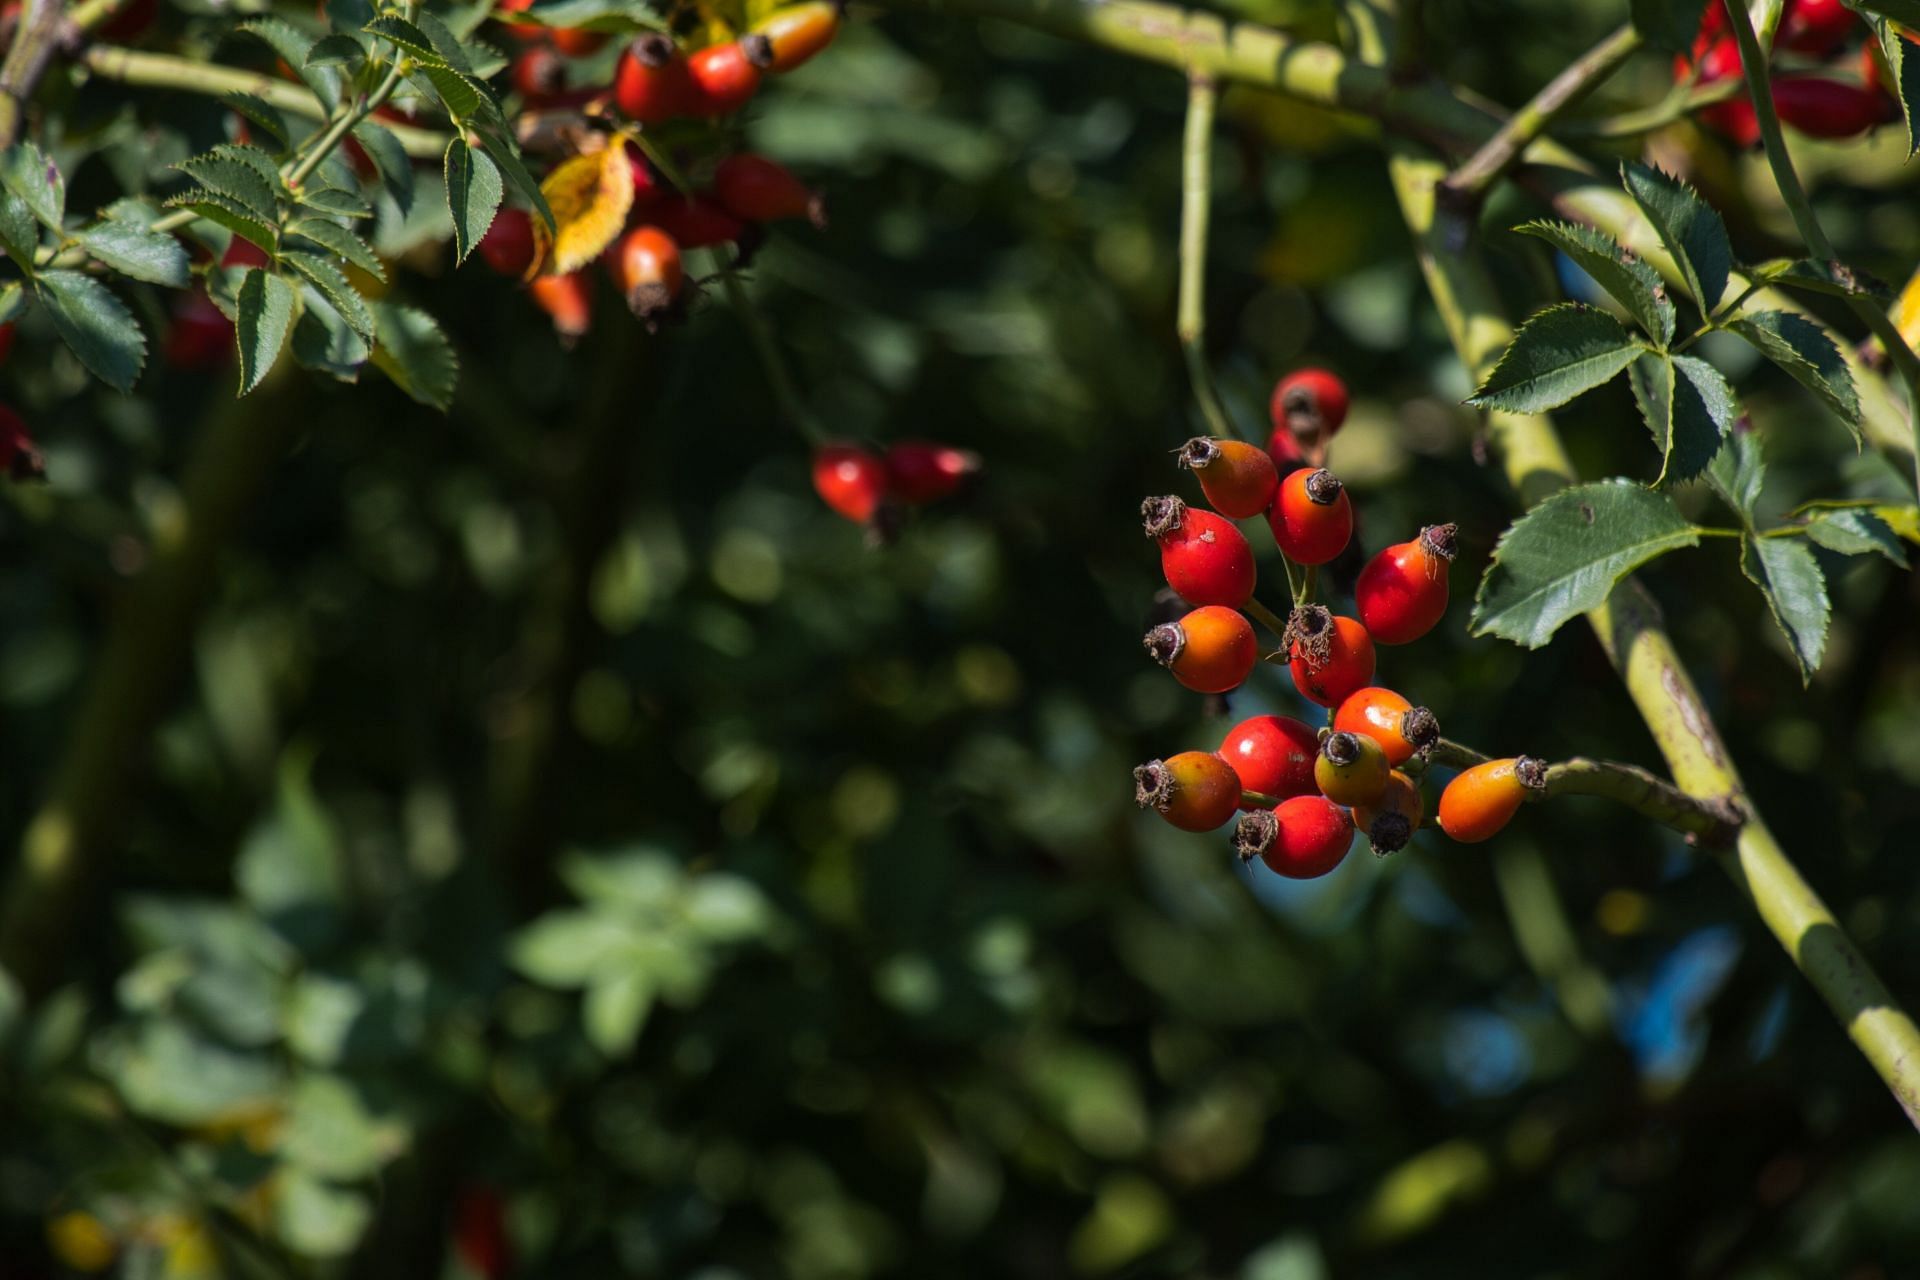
<box><xmin>1144</xmin><ymin>606</ymin><xmax>1257</xmax><ymax>694</ymax></box>
<box><xmin>686</xmin><ymin>37</ymin><xmax>771</xmax><ymax>117</ymax></box>
<box><xmin>614</xmin><ymin>34</ymin><xmax>694</xmax><ymax>123</ymax></box>
<box><xmin>1218</xmin><ymin>714</ymin><xmax>1319</xmax><ymax>808</ymax></box>
<box><xmin>1235</xmin><ymin>794</ymin><xmax>1354</xmax><ymax>879</ymax></box>
<box><xmin>1</xmin><ymin>404</ymin><xmax>45</xmax><ymax>482</ymax></box>
<box><xmin>1134</xmin><ymin>751</ymin><xmax>1243</xmax><ymax>832</ymax></box>
<box><xmin>1285</xmin><ymin>606</ymin><xmax>1374</xmax><ymax>708</ymax></box>
<box><xmin>1355</xmin><ymin>523</ymin><xmax>1457</xmax><ymax>645</ymax></box>
<box><xmin>1269</xmin><ymin>367</ymin><xmax>1348</xmax><ymax>446</ymax></box>
<box><xmin>1331</xmin><ymin>687</ymin><xmax>1438</xmax><ymax>767</ymax></box>
<box><xmin>885</xmin><ymin>441</ymin><xmax>979</xmax><ymax>504</ymax></box>
<box><xmin>611</xmin><ymin>226</ymin><xmax>683</xmax><ymax>320</ymax></box>
<box><xmin>1177</xmin><ymin>436</ymin><xmax>1279</xmax><ymax>520</ymax></box>
<box><xmin>478</xmin><ymin>208</ymin><xmax>537</xmax><ymax>277</ymax></box>
<box><xmin>1142</xmin><ymin>496</ymin><xmax>1255</xmax><ymax>609</ymax></box>
<box><xmin>1268</xmin><ymin>468</ymin><xmax>1352</xmax><ymax>566</ymax></box>
<box><xmin>1354</xmin><ymin>769</ymin><xmax>1423</xmax><ymax>854</ymax></box>
<box><xmin>812</xmin><ymin>443</ymin><xmax>889</xmax><ymax>524</ymax></box>
<box><xmin>754</xmin><ymin>1</ymin><xmax>841</xmax><ymax>71</ymax></box>
<box><xmin>1437</xmin><ymin>757</ymin><xmax>1543</xmax><ymax>843</ymax></box>
<box><xmin>529</xmin><ymin>271</ymin><xmax>593</xmax><ymax>340</ymax></box>
<box><xmin>712</xmin><ymin>153</ymin><xmax>822</xmax><ymax>225</ymax></box>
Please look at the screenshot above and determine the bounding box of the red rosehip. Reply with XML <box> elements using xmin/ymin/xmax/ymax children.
<box><xmin>1177</xmin><ymin>437</ymin><xmax>1279</xmax><ymax>520</ymax></box>
<box><xmin>813</xmin><ymin>443</ymin><xmax>889</xmax><ymax>524</ymax></box>
<box><xmin>612</xmin><ymin>226</ymin><xmax>683</xmax><ymax>320</ymax></box>
<box><xmin>1235</xmin><ymin>794</ymin><xmax>1354</xmax><ymax>879</ymax></box>
<box><xmin>1779</xmin><ymin>0</ymin><xmax>1857</xmax><ymax>56</ymax></box>
<box><xmin>754</xmin><ymin>1</ymin><xmax>841</xmax><ymax>72</ymax></box>
<box><xmin>529</xmin><ymin>271</ymin><xmax>593</xmax><ymax>340</ymax></box>
<box><xmin>1134</xmin><ymin>751</ymin><xmax>1243</xmax><ymax>832</ymax></box>
<box><xmin>614</xmin><ymin>34</ymin><xmax>695</xmax><ymax>123</ymax></box>
<box><xmin>1285</xmin><ymin>606</ymin><xmax>1374</xmax><ymax>708</ymax></box>
<box><xmin>1772</xmin><ymin>76</ymin><xmax>1900</xmax><ymax>138</ymax></box>
<box><xmin>646</xmin><ymin>196</ymin><xmax>745</xmax><ymax>250</ymax></box>
<box><xmin>479</xmin><ymin>208</ymin><xmax>537</xmax><ymax>277</ymax></box>
<box><xmin>0</xmin><ymin>321</ymin><xmax>15</xmax><ymax>365</ymax></box>
<box><xmin>1142</xmin><ymin>496</ymin><xmax>1256</xmax><ymax>608</ymax></box>
<box><xmin>1680</xmin><ymin>35</ymin><xmax>1760</xmax><ymax>146</ymax></box>
<box><xmin>1332</xmin><ymin>687</ymin><xmax>1439</xmax><ymax>767</ymax></box>
<box><xmin>1268</xmin><ymin>467</ymin><xmax>1352</xmax><ymax>566</ymax></box>
<box><xmin>1144</xmin><ymin>605</ymin><xmax>1257</xmax><ymax>694</ymax></box>
<box><xmin>1218</xmin><ymin>714</ymin><xmax>1319</xmax><ymax>807</ymax></box>
<box><xmin>511</xmin><ymin>44</ymin><xmax>568</xmax><ymax>106</ymax></box>
<box><xmin>686</xmin><ymin>36</ymin><xmax>772</xmax><ymax>117</ymax></box>
<box><xmin>884</xmin><ymin>441</ymin><xmax>979</xmax><ymax>504</ymax></box>
<box><xmin>1355</xmin><ymin>522</ymin><xmax>1456</xmax><ymax>645</ymax></box>
<box><xmin>220</xmin><ymin>236</ymin><xmax>270</xmax><ymax>269</ymax></box>
<box><xmin>453</xmin><ymin>1186</ymin><xmax>514</xmax><ymax>1280</ymax></box>
<box><xmin>1269</xmin><ymin>367</ymin><xmax>1348</xmax><ymax>446</ymax></box>
<box><xmin>1</xmin><ymin>403</ymin><xmax>46</xmax><ymax>482</ymax></box>
<box><xmin>165</xmin><ymin>291</ymin><xmax>235</xmax><ymax>370</ymax></box>
<box><xmin>712</xmin><ymin>153</ymin><xmax>823</xmax><ymax>225</ymax></box>
<box><xmin>624</xmin><ymin>145</ymin><xmax>664</xmax><ymax>208</ymax></box>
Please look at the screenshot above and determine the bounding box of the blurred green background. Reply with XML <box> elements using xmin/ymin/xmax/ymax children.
<box><xmin>4</xmin><ymin>0</ymin><xmax>1920</xmax><ymax>1275</ymax></box>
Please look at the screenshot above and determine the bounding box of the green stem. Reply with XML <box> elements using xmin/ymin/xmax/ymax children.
<box><xmin>1562</xmin><ymin>74</ymin><xmax>1742</xmax><ymax>139</ymax></box>
<box><xmin>1244</xmin><ymin>596</ymin><xmax>1291</xmax><ymax>641</ymax></box>
<box><xmin>1177</xmin><ymin>71</ymin><xmax>1236</xmax><ymax>441</ymax></box>
<box><xmin>0</xmin><ymin>0</ymin><xmax>66</xmax><ymax>148</ymax></box>
<box><xmin>1538</xmin><ymin>757</ymin><xmax>1743</xmax><ymax>838</ymax></box>
<box><xmin>1722</xmin><ymin>0</ymin><xmax>1920</xmax><ymax>496</ymax></box>
<box><xmin>285</xmin><ymin>56</ymin><xmax>412</xmax><ymax>190</ymax></box>
<box><xmin>1441</xmin><ymin>22</ymin><xmax>1642</xmax><ymax>202</ymax></box>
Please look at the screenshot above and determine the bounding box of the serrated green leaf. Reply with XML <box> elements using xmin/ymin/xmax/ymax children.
<box><xmin>36</xmin><ymin>270</ymin><xmax>145</xmax><ymax>391</ymax></box>
<box><xmin>168</xmin><ymin>193</ymin><xmax>279</xmax><ymax>254</ymax></box>
<box><xmin>1727</xmin><ymin>310</ymin><xmax>1861</xmax><ymax>433</ymax></box>
<box><xmin>1748</xmin><ymin>257</ymin><xmax>1892</xmax><ymax>301</ymax></box>
<box><xmin>1622</xmin><ymin>161</ymin><xmax>1732</xmax><ymax>314</ymax></box>
<box><xmin>475</xmin><ymin>128</ymin><xmax>555</xmax><ymax>230</ymax></box>
<box><xmin>416</xmin><ymin>64</ymin><xmax>502</xmax><ymax>125</ymax></box>
<box><xmin>444</xmin><ymin>139</ymin><xmax>503</xmax><ymax>265</ymax></box>
<box><xmin>240</xmin><ymin>17</ymin><xmax>342</xmax><ymax>107</ymax></box>
<box><xmin>1632</xmin><ymin>0</ymin><xmax>1711</xmax><ymax>51</ymax></box>
<box><xmin>1628</xmin><ymin>352</ymin><xmax>1732</xmax><ymax>485</ymax></box>
<box><xmin>1803</xmin><ymin>508</ymin><xmax>1910</xmax><ymax>565</ymax></box>
<box><xmin>1471</xmin><ymin>481</ymin><xmax>1701</xmax><ymax>647</ymax></box>
<box><xmin>298</xmin><ymin>185</ymin><xmax>373</xmax><ymax>218</ymax></box>
<box><xmin>1866</xmin><ymin>14</ymin><xmax>1920</xmax><ymax>156</ymax></box>
<box><xmin>1519</xmin><ymin>219</ymin><xmax>1677</xmax><ymax>347</ymax></box>
<box><xmin>78</xmin><ymin>222</ymin><xmax>191</xmax><ymax>287</ymax></box>
<box><xmin>415</xmin><ymin>10</ymin><xmax>480</xmax><ymax>75</ymax></box>
<box><xmin>291</xmin><ymin>285</ymin><xmax>371</xmax><ymax>380</ymax></box>
<box><xmin>0</xmin><ymin>191</ymin><xmax>38</xmax><ymax>274</ymax></box>
<box><xmin>223</xmin><ymin>92</ymin><xmax>292</xmax><ymax>150</ymax></box>
<box><xmin>281</xmin><ymin>250</ymin><xmax>375</xmax><ymax>338</ymax></box>
<box><xmin>1706</xmin><ymin>427</ymin><xmax>1767</xmax><ymax>522</ymax></box>
<box><xmin>175</xmin><ymin>153</ymin><xmax>280</xmax><ymax>221</ymax></box>
<box><xmin>1852</xmin><ymin>1</ymin><xmax>1920</xmax><ymax>29</ymax></box>
<box><xmin>288</xmin><ymin>219</ymin><xmax>386</xmax><ymax>279</ymax></box>
<box><xmin>351</xmin><ymin>121</ymin><xmax>414</xmax><ymax>217</ymax></box>
<box><xmin>1741</xmin><ymin>533</ymin><xmax>1828</xmax><ymax>681</ymax></box>
<box><xmin>235</xmin><ymin>268</ymin><xmax>297</xmax><ymax>395</ymax></box>
<box><xmin>306</xmin><ymin>33</ymin><xmax>367</xmax><ymax>66</ymax></box>
<box><xmin>583</xmin><ymin>970</ymin><xmax>653</xmax><ymax>1056</ymax></box>
<box><xmin>370</xmin><ymin>301</ymin><xmax>457</xmax><ymax>410</ymax></box>
<box><xmin>1</xmin><ymin>141</ymin><xmax>64</xmax><ymax>232</ymax></box>
<box><xmin>324</xmin><ymin>0</ymin><xmax>377</xmax><ymax>35</ymax></box>
<box><xmin>1466</xmin><ymin>303</ymin><xmax>1642</xmax><ymax>413</ymax></box>
<box><xmin>364</xmin><ymin>15</ymin><xmax>446</xmax><ymax>62</ymax></box>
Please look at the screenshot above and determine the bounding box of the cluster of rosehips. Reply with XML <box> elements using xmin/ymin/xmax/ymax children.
<box><xmin>811</xmin><ymin>440</ymin><xmax>982</xmax><ymax>538</ymax></box>
<box><xmin>475</xmin><ymin>3</ymin><xmax>839</xmax><ymax>337</ymax></box>
<box><xmin>1682</xmin><ymin>0</ymin><xmax>1905</xmax><ymax>145</ymax></box>
<box><xmin>1132</xmin><ymin>368</ymin><xmax>1542</xmax><ymax>878</ymax></box>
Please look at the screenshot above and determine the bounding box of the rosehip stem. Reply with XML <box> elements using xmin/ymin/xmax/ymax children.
<box><xmin>1176</xmin><ymin>71</ymin><xmax>1238</xmax><ymax>442</ymax></box>
<box><xmin>1240</xmin><ymin>789</ymin><xmax>1282</xmax><ymax>808</ymax></box>
<box><xmin>1242</xmin><ymin>597</ymin><xmax>1291</xmax><ymax>643</ymax></box>
<box><xmin>1429</xmin><ymin>739</ymin><xmax>1742</xmax><ymax>841</ymax></box>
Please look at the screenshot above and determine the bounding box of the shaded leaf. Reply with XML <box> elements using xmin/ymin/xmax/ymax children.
<box><xmin>1519</xmin><ymin>219</ymin><xmax>1676</xmax><ymax>346</ymax></box>
<box><xmin>1621</xmin><ymin>161</ymin><xmax>1732</xmax><ymax>314</ymax></box>
<box><xmin>363</xmin><ymin>14</ymin><xmax>446</xmax><ymax>62</ymax></box>
<box><xmin>415</xmin><ymin>9</ymin><xmax>481</xmax><ymax>75</ymax></box>
<box><xmin>223</xmin><ymin>92</ymin><xmax>292</xmax><ymax>150</ymax></box>
<box><xmin>78</xmin><ymin>221</ymin><xmax>191</xmax><ymax>287</ymax></box>
<box><xmin>1471</xmin><ymin>480</ymin><xmax>1700</xmax><ymax>647</ymax></box>
<box><xmin>306</xmin><ymin>33</ymin><xmax>367</xmax><ymax>66</ymax></box>
<box><xmin>352</xmin><ymin>120</ymin><xmax>414</xmax><ymax>217</ymax></box>
<box><xmin>512</xmin><ymin>909</ymin><xmax>631</xmax><ymax>986</ymax></box>
<box><xmin>1632</xmin><ymin>0</ymin><xmax>1711</xmax><ymax>51</ymax></box>
<box><xmin>175</xmin><ymin>152</ymin><xmax>280</xmax><ymax>221</ymax></box>
<box><xmin>0</xmin><ymin>280</ymin><xmax>22</xmax><ymax>325</ymax></box>
<box><xmin>282</xmin><ymin>250</ymin><xmax>376</xmax><ymax>337</ymax></box>
<box><xmin>0</xmin><ymin>191</ymin><xmax>38</xmax><ymax>274</ymax></box>
<box><xmin>168</xmin><ymin>193</ymin><xmax>278</xmax><ymax>254</ymax></box>
<box><xmin>1869</xmin><ymin>16</ymin><xmax>1920</xmax><ymax>157</ymax></box>
<box><xmin>289</xmin><ymin>219</ymin><xmax>386</xmax><ymax>279</ymax></box>
<box><xmin>35</xmin><ymin>270</ymin><xmax>145</xmax><ymax>391</ymax></box>
<box><xmin>476</xmin><ymin>127</ymin><xmax>555</xmax><ymax>230</ymax></box>
<box><xmin>1628</xmin><ymin>352</ymin><xmax>1736</xmax><ymax>485</ymax></box>
<box><xmin>291</xmin><ymin>286</ymin><xmax>372</xmax><ymax>380</ymax></box>
<box><xmin>1727</xmin><ymin>310</ymin><xmax>1860</xmax><ymax>432</ymax></box>
<box><xmin>1707</xmin><ymin>428</ymin><xmax>1767</xmax><ymax>523</ymax></box>
<box><xmin>1</xmin><ymin>141</ymin><xmax>64</xmax><ymax>231</ymax></box>
<box><xmin>1466</xmin><ymin>303</ymin><xmax>1642</xmax><ymax>413</ymax></box>
<box><xmin>1803</xmin><ymin>508</ymin><xmax>1909</xmax><ymax>565</ymax></box>
<box><xmin>370</xmin><ymin>301</ymin><xmax>457</xmax><ymax>410</ymax></box>
<box><xmin>235</xmin><ymin>268</ymin><xmax>297</xmax><ymax>395</ymax></box>
<box><xmin>241</xmin><ymin>17</ymin><xmax>341</xmax><ymax>106</ymax></box>
<box><xmin>444</xmin><ymin>138</ymin><xmax>503</xmax><ymax>265</ymax></box>
<box><xmin>1749</xmin><ymin>256</ymin><xmax>1892</xmax><ymax>301</ymax></box>
<box><xmin>416</xmin><ymin>64</ymin><xmax>501</xmax><ymax>125</ymax></box>
<box><xmin>1740</xmin><ymin>533</ymin><xmax>1828</xmax><ymax>681</ymax></box>
<box><xmin>298</xmin><ymin>184</ymin><xmax>374</xmax><ymax>219</ymax></box>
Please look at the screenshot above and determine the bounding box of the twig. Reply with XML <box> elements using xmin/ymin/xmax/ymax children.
<box><xmin>1177</xmin><ymin>71</ymin><xmax>1236</xmax><ymax>440</ymax></box>
<box><xmin>0</xmin><ymin>0</ymin><xmax>68</xmax><ymax>148</ymax></box>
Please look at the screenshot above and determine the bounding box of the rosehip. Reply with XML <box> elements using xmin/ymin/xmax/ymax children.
<box><xmin>712</xmin><ymin>154</ymin><xmax>823</xmax><ymax>226</ymax></box>
<box><xmin>1218</xmin><ymin>714</ymin><xmax>1319</xmax><ymax>807</ymax></box>
<box><xmin>1266</xmin><ymin>424</ymin><xmax>1308</xmax><ymax>473</ymax></box>
<box><xmin>0</xmin><ymin>321</ymin><xmax>15</xmax><ymax>364</ymax></box>
<box><xmin>511</xmin><ymin>45</ymin><xmax>568</xmax><ymax>106</ymax></box>
<box><xmin>1779</xmin><ymin>0</ymin><xmax>1857</xmax><ymax>55</ymax></box>
<box><xmin>1269</xmin><ymin>367</ymin><xmax>1348</xmax><ymax>446</ymax></box>
<box><xmin>529</xmin><ymin>271</ymin><xmax>592</xmax><ymax>340</ymax></box>
<box><xmin>1141</xmin><ymin>496</ymin><xmax>1256</xmax><ymax>608</ymax></box>
<box><xmin>754</xmin><ymin>0</ymin><xmax>841</xmax><ymax>71</ymax></box>
<box><xmin>97</xmin><ymin>0</ymin><xmax>156</xmax><ymax>42</ymax></box>
<box><xmin>1285</xmin><ymin>606</ymin><xmax>1374</xmax><ymax>708</ymax></box>
<box><xmin>1313</xmin><ymin>730</ymin><xmax>1390</xmax><ymax>808</ymax></box>
<box><xmin>1234</xmin><ymin>794</ymin><xmax>1354</xmax><ymax>879</ymax></box>
<box><xmin>1355</xmin><ymin>523</ymin><xmax>1457</xmax><ymax>645</ymax></box>
<box><xmin>1134</xmin><ymin>751</ymin><xmax>1242</xmax><ymax>832</ymax></box>
<box><xmin>1680</xmin><ymin>35</ymin><xmax>1760</xmax><ymax>146</ymax></box>
<box><xmin>1</xmin><ymin>404</ymin><xmax>45</xmax><ymax>482</ymax></box>
<box><xmin>221</xmin><ymin>236</ymin><xmax>270</xmax><ymax>269</ymax></box>
<box><xmin>647</xmin><ymin>196</ymin><xmax>745</xmax><ymax>250</ymax></box>
<box><xmin>1144</xmin><ymin>605</ymin><xmax>1257</xmax><ymax>695</ymax></box>
<box><xmin>1331</xmin><ymin>687</ymin><xmax>1438</xmax><ymax>767</ymax></box>
<box><xmin>1772</xmin><ymin>77</ymin><xmax>1900</xmax><ymax>139</ymax></box>
<box><xmin>479</xmin><ymin>208</ymin><xmax>537</xmax><ymax>277</ymax></box>
<box><xmin>1177</xmin><ymin>436</ymin><xmax>1279</xmax><ymax>520</ymax></box>
<box><xmin>885</xmin><ymin>441</ymin><xmax>979</xmax><ymax>504</ymax></box>
<box><xmin>813</xmin><ymin>443</ymin><xmax>889</xmax><ymax>524</ymax></box>
<box><xmin>614</xmin><ymin>34</ymin><xmax>695</xmax><ymax>123</ymax></box>
<box><xmin>686</xmin><ymin>36</ymin><xmax>772</xmax><ymax>117</ymax></box>
<box><xmin>1353</xmin><ymin>769</ymin><xmax>1423</xmax><ymax>855</ymax></box>
<box><xmin>1268</xmin><ymin>467</ymin><xmax>1352</xmax><ymax>566</ymax></box>
<box><xmin>1437</xmin><ymin>756</ymin><xmax>1544</xmax><ymax>844</ymax></box>
<box><xmin>495</xmin><ymin>0</ymin><xmax>547</xmax><ymax>42</ymax></box>
<box><xmin>612</xmin><ymin>226</ymin><xmax>683</xmax><ymax>320</ymax></box>
<box><xmin>453</xmin><ymin>1186</ymin><xmax>513</xmax><ymax>1280</ymax></box>
<box><xmin>550</xmin><ymin>23</ymin><xmax>607</xmax><ymax>56</ymax></box>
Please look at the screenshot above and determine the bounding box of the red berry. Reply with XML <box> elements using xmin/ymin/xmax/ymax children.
<box><xmin>1269</xmin><ymin>367</ymin><xmax>1349</xmax><ymax>445</ymax></box>
<box><xmin>646</xmin><ymin>196</ymin><xmax>745</xmax><ymax>250</ymax></box>
<box><xmin>813</xmin><ymin>443</ymin><xmax>889</xmax><ymax>524</ymax></box>
<box><xmin>0</xmin><ymin>403</ymin><xmax>46</xmax><ymax>482</ymax></box>
<box><xmin>1235</xmin><ymin>794</ymin><xmax>1354</xmax><ymax>879</ymax></box>
<box><xmin>1144</xmin><ymin>605</ymin><xmax>1257</xmax><ymax>694</ymax></box>
<box><xmin>165</xmin><ymin>291</ymin><xmax>235</xmax><ymax>371</ymax></box>
<box><xmin>495</xmin><ymin>0</ymin><xmax>546</xmax><ymax>41</ymax></box>
<box><xmin>1355</xmin><ymin>522</ymin><xmax>1456</xmax><ymax>645</ymax></box>
<box><xmin>551</xmin><ymin>24</ymin><xmax>607</xmax><ymax>56</ymax></box>
<box><xmin>1772</xmin><ymin>76</ymin><xmax>1900</xmax><ymax>138</ymax></box>
<box><xmin>1438</xmin><ymin>757</ymin><xmax>1543</xmax><ymax>843</ymax></box>
<box><xmin>529</xmin><ymin>271</ymin><xmax>593</xmax><ymax>341</ymax></box>
<box><xmin>624</xmin><ymin>145</ymin><xmax>664</xmax><ymax>208</ymax></box>
<box><xmin>1134</xmin><ymin>751</ymin><xmax>1242</xmax><ymax>832</ymax></box>
<box><xmin>1285</xmin><ymin>607</ymin><xmax>1374</xmax><ymax>708</ymax></box>
<box><xmin>1218</xmin><ymin>715</ymin><xmax>1319</xmax><ymax>807</ymax></box>
<box><xmin>712</xmin><ymin>153</ymin><xmax>823</xmax><ymax>225</ymax></box>
<box><xmin>0</xmin><ymin>321</ymin><xmax>16</xmax><ymax>365</ymax></box>
<box><xmin>1266</xmin><ymin>423</ymin><xmax>1308</xmax><ymax>473</ymax></box>
<box><xmin>220</xmin><ymin>236</ymin><xmax>270</xmax><ymax>269</ymax></box>
<box><xmin>884</xmin><ymin>441</ymin><xmax>979</xmax><ymax>504</ymax></box>
<box><xmin>1681</xmin><ymin>35</ymin><xmax>1760</xmax><ymax>146</ymax></box>
<box><xmin>479</xmin><ymin>208</ymin><xmax>537</xmax><ymax>277</ymax></box>
<box><xmin>614</xmin><ymin>34</ymin><xmax>694</xmax><ymax>123</ymax></box>
<box><xmin>1177</xmin><ymin>437</ymin><xmax>1279</xmax><ymax>520</ymax></box>
<box><xmin>611</xmin><ymin>226</ymin><xmax>683</xmax><ymax>320</ymax></box>
<box><xmin>97</xmin><ymin>0</ymin><xmax>157</xmax><ymax>42</ymax></box>
<box><xmin>511</xmin><ymin>44</ymin><xmax>568</xmax><ymax>106</ymax></box>
<box><xmin>1779</xmin><ymin>0</ymin><xmax>1857</xmax><ymax>55</ymax></box>
<box><xmin>686</xmin><ymin>37</ymin><xmax>771</xmax><ymax>117</ymax></box>
<box><xmin>1268</xmin><ymin>467</ymin><xmax>1352</xmax><ymax>566</ymax></box>
<box><xmin>1331</xmin><ymin>687</ymin><xmax>1438</xmax><ymax>767</ymax></box>
<box><xmin>1142</xmin><ymin>496</ymin><xmax>1256</xmax><ymax>608</ymax></box>
<box><xmin>754</xmin><ymin>1</ymin><xmax>841</xmax><ymax>72</ymax></box>
<box><xmin>452</xmin><ymin>1187</ymin><xmax>514</xmax><ymax>1280</ymax></box>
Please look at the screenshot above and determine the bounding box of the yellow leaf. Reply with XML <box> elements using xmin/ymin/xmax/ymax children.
<box><xmin>532</xmin><ymin>149</ymin><xmax>636</xmax><ymax>277</ymax></box>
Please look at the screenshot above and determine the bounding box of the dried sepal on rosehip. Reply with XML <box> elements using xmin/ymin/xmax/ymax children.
<box><xmin>1135</xmin><ymin>751</ymin><xmax>1242</xmax><ymax>832</ymax></box>
<box><xmin>1354</xmin><ymin>769</ymin><xmax>1423</xmax><ymax>855</ymax></box>
<box><xmin>1177</xmin><ymin>437</ymin><xmax>1279</xmax><ymax>520</ymax></box>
